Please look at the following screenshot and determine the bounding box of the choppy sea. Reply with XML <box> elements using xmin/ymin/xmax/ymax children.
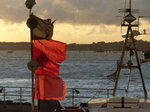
<box><xmin>0</xmin><ymin>50</ymin><xmax>150</xmax><ymax>106</ymax></box>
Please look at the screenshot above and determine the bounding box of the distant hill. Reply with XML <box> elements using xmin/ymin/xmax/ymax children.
<box><xmin>0</xmin><ymin>42</ymin><xmax>30</xmax><ymax>50</ymax></box>
<box><xmin>0</xmin><ymin>40</ymin><xmax>150</xmax><ymax>51</ymax></box>
<box><xmin>67</xmin><ymin>40</ymin><xmax>150</xmax><ymax>51</ymax></box>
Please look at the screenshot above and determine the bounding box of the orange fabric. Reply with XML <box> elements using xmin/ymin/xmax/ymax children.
<box><xmin>34</xmin><ymin>39</ymin><xmax>66</xmax><ymax>63</ymax></box>
<box><xmin>34</xmin><ymin>74</ymin><xmax>66</xmax><ymax>100</ymax></box>
<box><xmin>32</xmin><ymin>39</ymin><xmax>66</xmax><ymax>100</ymax></box>
<box><xmin>32</xmin><ymin>39</ymin><xmax>66</xmax><ymax>77</ymax></box>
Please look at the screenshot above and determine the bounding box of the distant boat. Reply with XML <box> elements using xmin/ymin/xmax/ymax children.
<box><xmin>95</xmin><ymin>49</ymin><xmax>104</xmax><ymax>52</ymax></box>
<box><xmin>7</xmin><ymin>51</ymin><xmax>13</xmax><ymax>53</ymax></box>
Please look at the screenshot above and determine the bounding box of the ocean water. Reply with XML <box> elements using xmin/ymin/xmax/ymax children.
<box><xmin>0</xmin><ymin>50</ymin><xmax>150</xmax><ymax>106</ymax></box>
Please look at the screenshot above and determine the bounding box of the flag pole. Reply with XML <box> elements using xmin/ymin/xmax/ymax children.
<box><xmin>30</xmin><ymin>11</ymin><xmax>35</xmax><ymax>112</ymax></box>
<box><xmin>25</xmin><ymin>0</ymin><xmax>36</xmax><ymax>112</ymax></box>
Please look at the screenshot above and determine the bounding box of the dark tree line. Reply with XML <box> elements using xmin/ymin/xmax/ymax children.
<box><xmin>0</xmin><ymin>40</ymin><xmax>149</xmax><ymax>51</ymax></box>
<box><xmin>67</xmin><ymin>40</ymin><xmax>150</xmax><ymax>51</ymax></box>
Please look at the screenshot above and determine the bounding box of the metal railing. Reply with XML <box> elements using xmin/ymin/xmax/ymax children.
<box><xmin>0</xmin><ymin>87</ymin><xmax>126</xmax><ymax>106</ymax></box>
<box><xmin>63</xmin><ymin>88</ymin><xmax>126</xmax><ymax>106</ymax></box>
<box><xmin>0</xmin><ymin>86</ymin><xmax>32</xmax><ymax>107</ymax></box>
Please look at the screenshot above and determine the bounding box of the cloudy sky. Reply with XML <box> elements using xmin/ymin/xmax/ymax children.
<box><xmin>0</xmin><ymin>0</ymin><xmax>150</xmax><ymax>44</ymax></box>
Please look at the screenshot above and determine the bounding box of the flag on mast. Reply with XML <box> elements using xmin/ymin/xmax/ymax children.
<box><xmin>27</xmin><ymin>15</ymin><xmax>56</xmax><ymax>40</ymax></box>
<box><xmin>29</xmin><ymin>15</ymin><xmax>67</xmax><ymax>100</ymax></box>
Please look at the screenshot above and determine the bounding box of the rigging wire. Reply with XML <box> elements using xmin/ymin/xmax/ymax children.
<box><xmin>92</xmin><ymin>55</ymin><xmax>127</xmax><ymax>98</ymax></box>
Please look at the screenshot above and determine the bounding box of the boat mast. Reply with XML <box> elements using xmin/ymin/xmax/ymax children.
<box><xmin>112</xmin><ymin>0</ymin><xmax>147</xmax><ymax>99</ymax></box>
<box><xmin>25</xmin><ymin>0</ymin><xmax>36</xmax><ymax>112</ymax></box>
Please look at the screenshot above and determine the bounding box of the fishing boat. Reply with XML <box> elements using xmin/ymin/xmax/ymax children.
<box><xmin>62</xmin><ymin>0</ymin><xmax>150</xmax><ymax>112</ymax></box>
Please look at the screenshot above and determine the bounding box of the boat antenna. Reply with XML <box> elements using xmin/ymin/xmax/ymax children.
<box><xmin>123</xmin><ymin>0</ymin><xmax>126</xmax><ymax>24</ymax></box>
<box><xmin>25</xmin><ymin>0</ymin><xmax>36</xmax><ymax>112</ymax></box>
<box><xmin>113</xmin><ymin>0</ymin><xmax>147</xmax><ymax>99</ymax></box>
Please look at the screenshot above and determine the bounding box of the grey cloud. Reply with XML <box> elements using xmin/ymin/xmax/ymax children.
<box><xmin>0</xmin><ymin>0</ymin><xmax>150</xmax><ymax>25</ymax></box>
<box><xmin>34</xmin><ymin>0</ymin><xmax>124</xmax><ymax>25</ymax></box>
<box><xmin>0</xmin><ymin>0</ymin><xmax>29</xmax><ymax>23</ymax></box>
